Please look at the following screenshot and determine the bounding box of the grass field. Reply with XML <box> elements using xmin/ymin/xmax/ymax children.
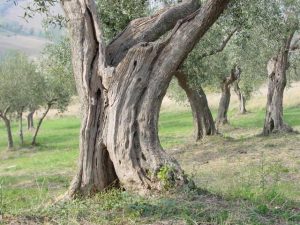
<box><xmin>0</xmin><ymin>103</ymin><xmax>300</xmax><ymax>224</ymax></box>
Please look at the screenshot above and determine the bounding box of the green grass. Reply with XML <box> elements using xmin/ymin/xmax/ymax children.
<box><xmin>0</xmin><ymin>107</ymin><xmax>300</xmax><ymax>224</ymax></box>
<box><xmin>226</xmin><ymin>106</ymin><xmax>300</xmax><ymax>129</ymax></box>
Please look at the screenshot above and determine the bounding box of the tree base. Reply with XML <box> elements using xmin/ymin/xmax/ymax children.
<box><xmin>262</xmin><ymin>123</ymin><xmax>295</xmax><ymax>136</ymax></box>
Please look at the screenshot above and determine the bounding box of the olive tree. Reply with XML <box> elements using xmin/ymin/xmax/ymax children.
<box><xmin>31</xmin><ymin>38</ymin><xmax>74</xmax><ymax>146</ymax></box>
<box><xmin>262</xmin><ymin>3</ymin><xmax>300</xmax><ymax>134</ymax></box>
<box><xmin>0</xmin><ymin>51</ymin><xmax>38</xmax><ymax>147</ymax></box>
<box><xmin>20</xmin><ymin>0</ymin><xmax>231</xmax><ymax>198</ymax></box>
<box><xmin>65</xmin><ymin>0</ymin><xmax>230</xmax><ymax>197</ymax></box>
<box><xmin>0</xmin><ymin>52</ymin><xmax>15</xmax><ymax>150</ymax></box>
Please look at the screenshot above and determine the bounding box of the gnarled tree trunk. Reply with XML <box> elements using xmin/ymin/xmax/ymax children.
<box><xmin>175</xmin><ymin>71</ymin><xmax>216</xmax><ymax>141</ymax></box>
<box><xmin>263</xmin><ymin>32</ymin><xmax>295</xmax><ymax>135</ymax></box>
<box><xmin>62</xmin><ymin>0</ymin><xmax>230</xmax><ymax>198</ymax></box>
<box><xmin>215</xmin><ymin>65</ymin><xmax>241</xmax><ymax>128</ymax></box>
<box><xmin>0</xmin><ymin>106</ymin><xmax>14</xmax><ymax>150</ymax></box>
<box><xmin>27</xmin><ymin>110</ymin><xmax>35</xmax><ymax>130</ymax></box>
<box><xmin>233</xmin><ymin>81</ymin><xmax>247</xmax><ymax>114</ymax></box>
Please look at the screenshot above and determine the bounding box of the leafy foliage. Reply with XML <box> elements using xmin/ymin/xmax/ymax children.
<box><xmin>38</xmin><ymin>36</ymin><xmax>75</xmax><ymax>111</ymax></box>
<box><xmin>96</xmin><ymin>0</ymin><xmax>148</xmax><ymax>42</ymax></box>
<box><xmin>179</xmin><ymin>0</ymin><xmax>300</xmax><ymax>102</ymax></box>
<box><xmin>0</xmin><ymin>51</ymin><xmax>41</xmax><ymax>114</ymax></box>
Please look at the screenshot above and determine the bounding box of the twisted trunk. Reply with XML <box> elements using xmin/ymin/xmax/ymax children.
<box><xmin>175</xmin><ymin>71</ymin><xmax>216</xmax><ymax>140</ymax></box>
<box><xmin>216</xmin><ymin>65</ymin><xmax>241</xmax><ymax>127</ymax></box>
<box><xmin>27</xmin><ymin>110</ymin><xmax>35</xmax><ymax>130</ymax></box>
<box><xmin>0</xmin><ymin>107</ymin><xmax>14</xmax><ymax>150</ymax></box>
<box><xmin>263</xmin><ymin>32</ymin><xmax>295</xmax><ymax>135</ymax></box>
<box><xmin>233</xmin><ymin>81</ymin><xmax>247</xmax><ymax>114</ymax></box>
<box><xmin>62</xmin><ymin>0</ymin><xmax>230</xmax><ymax>198</ymax></box>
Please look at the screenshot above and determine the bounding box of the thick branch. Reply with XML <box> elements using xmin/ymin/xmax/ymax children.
<box><xmin>153</xmin><ymin>0</ymin><xmax>231</xmax><ymax>76</ymax></box>
<box><xmin>106</xmin><ymin>0</ymin><xmax>200</xmax><ymax>66</ymax></box>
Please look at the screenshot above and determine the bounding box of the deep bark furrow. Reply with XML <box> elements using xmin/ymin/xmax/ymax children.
<box><xmin>62</xmin><ymin>0</ymin><xmax>230</xmax><ymax>196</ymax></box>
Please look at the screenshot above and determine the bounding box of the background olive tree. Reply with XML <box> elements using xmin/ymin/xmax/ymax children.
<box><xmin>0</xmin><ymin>51</ymin><xmax>40</xmax><ymax>148</ymax></box>
<box><xmin>31</xmin><ymin>38</ymin><xmax>74</xmax><ymax>145</ymax></box>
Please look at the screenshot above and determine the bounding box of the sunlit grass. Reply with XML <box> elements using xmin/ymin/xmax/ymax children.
<box><xmin>0</xmin><ymin>106</ymin><xmax>299</xmax><ymax>224</ymax></box>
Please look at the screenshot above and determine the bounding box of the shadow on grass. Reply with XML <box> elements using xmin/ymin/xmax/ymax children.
<box><xmin>3</xmin><ymin>187</ymin><xmax>299</xmax><ymax>225</ymax></box>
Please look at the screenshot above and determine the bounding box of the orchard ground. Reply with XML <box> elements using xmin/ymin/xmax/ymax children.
<box><xmin>0</xmin><ymin>83</ymin><xmax>300</xmax><ymax>224</ymax></box>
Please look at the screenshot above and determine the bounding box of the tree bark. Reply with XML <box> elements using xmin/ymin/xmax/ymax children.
<box><xmin>27</xmin><ymin>110</ymin><xmax>35</xmax><ymax>130</ymax></box>
<box><xmin>61</xmin><ymin>0</ymin><xmax>230</xmax><ymax>198</ymax></box>
<box><xmin>233</xmin><ymin>81</ymin><xmax>247</xmax><ymax>114</ymax></box>
<box><xmin>175</xmin><ymin>71</ymin><xmax>216</xmax><ymax>140</ymax></box>
<box><xmin>0</xmin><ymin>107</ymin><xmax>14</xmax><ymax>150</ymax></box>
<box><xmin>263</xmin><ymin>31</ymin><xmax>295</xmax><ymax>135</ymax></box>
<box><xmin>31</xmin><ymin>104</ymin><xmax>52</xmax><ymax>146</ymax></box>
<box><xmin>18</xmin><ymin>109</ymin><xmax>24</xmax><ymax>146</ymax></box>
<box><xmin>216</xmin><ymin>65</ymin><xmax>241</xmax><ymax>127</ymax></box>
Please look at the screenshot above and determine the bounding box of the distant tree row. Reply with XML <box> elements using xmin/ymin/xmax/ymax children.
<box><xmin>0</xmin><ymin>37</ymin><xmax>74</xmax><ymax>150</ymax></box>
<box><xmin>168</xmin><ymin>0</ymin><xmax>300</xmax><ymax>138</ymax></box>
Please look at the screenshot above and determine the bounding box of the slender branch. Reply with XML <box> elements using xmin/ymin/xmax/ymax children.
<box><xmin>199</xmin><ymin>28</ymin><xmax>237</xmax><ymax>59</ymax></box>
<box><xmin>31</xmin><ymin>102</ymin><xmax>53</xmax><ymax>146</ymax></box>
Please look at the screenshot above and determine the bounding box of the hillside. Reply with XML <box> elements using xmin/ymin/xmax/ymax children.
<box><xmin>0</xmin><ymin>0</ymin><xmax>62</xmax><ymax>57</ymax></box>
